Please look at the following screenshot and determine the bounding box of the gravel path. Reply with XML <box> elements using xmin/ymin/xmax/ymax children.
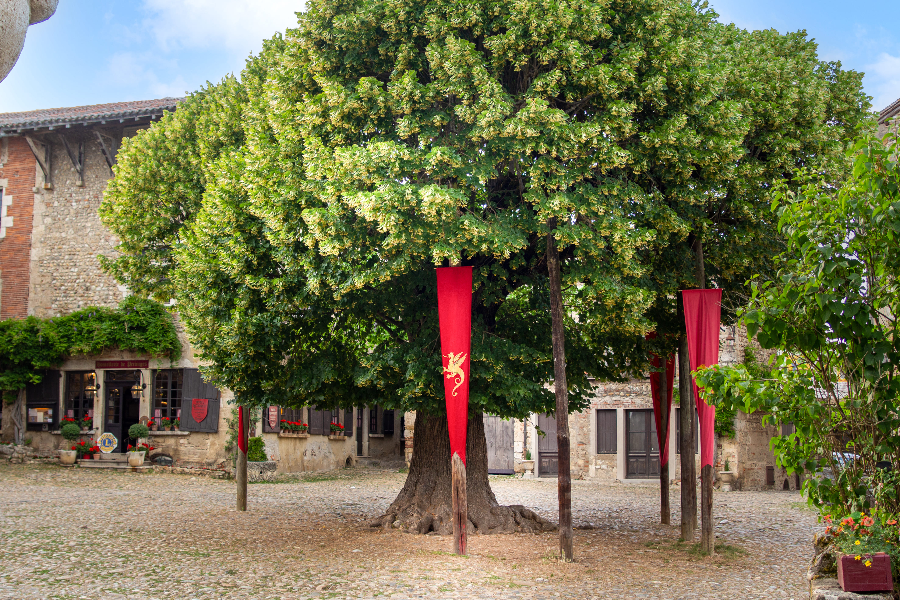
<box><xmin>0</xmin><ymin>463</ymin><xmax>818</xmax><ymax>599</ymax></box>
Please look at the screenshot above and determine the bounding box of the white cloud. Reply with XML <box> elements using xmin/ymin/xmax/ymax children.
<box><xmin>866</xmin><ymin>52</ymin><xmax>900</xmax><ymax>113</ymax></box>
<box><xmin>106</xmin><ymin>52</ymin><xmax>188</xmax><ymax>98</ymax></box>
<box><xmin>141</xmin><ymin>0</ymin><xmax>303</xmax><ymax>55</ymax></box>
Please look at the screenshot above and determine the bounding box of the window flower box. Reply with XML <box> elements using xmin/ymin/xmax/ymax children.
<box><xmin>837</xmin><ymin>552</ymin><xmax>893</xmax><ymax>593</ymax></box>
<box><xmin>278</xmin><ymin>432</ymin><xmax>309</xmax><ymax>439</ymax></box>
<box><xmin>328</xmin><ymin>434</ymin><xmax>347</xmax><ymax>441</ymax></box>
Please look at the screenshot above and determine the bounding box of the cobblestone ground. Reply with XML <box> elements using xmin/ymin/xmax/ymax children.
<box><xmin>0</xmin><ymin>463</ymin><xmax>818</xmax><ymax>600</ymax></box>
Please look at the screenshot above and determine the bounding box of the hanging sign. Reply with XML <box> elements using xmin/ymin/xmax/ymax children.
<box><xmin>268</xmin><ymin>406</ymin><xmax>278</xmax><ymax>430</ymax></box>
<box><xmin>682</xmin><ymin>289</ymin><xmax>723</xmax><ymax>468</ymax></box>
<box><xmin>97</xmin><ymin>433</ymin><xmax>118</xmax><ymax>454</ymax></box>
<box><xmin>436</xmin><ymin>266</ymin><xmax>473</xmax><ymax>465</ymax></box>
<box><xmin>191</xmin><ymin>398</ymin><xmax>209</xmax><ymax>424</ymax></box>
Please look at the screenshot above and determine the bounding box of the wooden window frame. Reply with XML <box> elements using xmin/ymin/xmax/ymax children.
<box><xmin>152</xmin><ymin>369</ymin><xmax>183</xmax><ymax>426</ymax></box>
<box><xmin>65</xmin><ymin>371</ymin><xmax>96</xmax><ymax>422</ymax></box>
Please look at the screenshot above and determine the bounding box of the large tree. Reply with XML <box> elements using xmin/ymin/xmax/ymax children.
<box><xmin>100</xmin><ymin>0</ymin><xmax>870</xmax><ymax>546</ymax></box>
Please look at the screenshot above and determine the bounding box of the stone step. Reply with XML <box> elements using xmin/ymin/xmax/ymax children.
<box><xmin>78</xmin><ymin>461</ymin><xmax>151</xmax><ymax>471</ymax></box>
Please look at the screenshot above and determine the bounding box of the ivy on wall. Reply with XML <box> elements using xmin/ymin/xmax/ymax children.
<box><xmin>0</xmin><ymin>296</ymin><xmax>181</xmax><ymax>394</ymax></box>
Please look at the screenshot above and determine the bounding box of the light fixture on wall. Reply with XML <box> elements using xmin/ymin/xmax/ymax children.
<box><xmin>130</xmin><ymin>382</ymin><xmax>146</xmax><ymax>394</ymax></box>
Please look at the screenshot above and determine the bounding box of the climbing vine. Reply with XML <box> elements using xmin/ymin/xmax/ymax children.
<box><xmin>0</xmin><ymin>296</ymin><xmax>181</xmax><ymax>394</ymax></box>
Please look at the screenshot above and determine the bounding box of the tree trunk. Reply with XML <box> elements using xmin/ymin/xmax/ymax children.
<box><xmin>658</xmin><ymin>359</ymin><xmax>670</xmax><ymax>525</ymax></box>
<box><xmin>678</xmin><ymin>331</ymin><xmax>697</xmax><ymax>541</ymax></box>
<box><xmin>368</xmin><ymin>412</ymin><xmax>555</xmax><ymax>534</ymax></box>
<box><xmin>12</xmin><ymin>388</ymin><xmax>25</xmax><ymax>446</ymax></box>
<box><xmin>546</xmin><ymin>222</ymin><xmax>573</xmax><ymax>561</ymax></box>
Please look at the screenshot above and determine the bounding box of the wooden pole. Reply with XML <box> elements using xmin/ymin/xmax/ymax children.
<box><xmin>658</xmin><ymin>359</ymin><xmax>670</xmax><ymax>525</ymax></box>
<box><xmin>678</xmin><ymin>306</ymin><xmax>697</xmax><ymax>541</ymax></box>
<box><xmin>236</xmin><ymin>406</ymin><xmax>248</xmax><ymax>512</ymax></box>
<box><xmin>546</xmin><ymin>220</ymin><xmax>573</xmax><ymax>562</ymax></box>
<box><xmin>451</xmin><ymin>452</ymin><xmax>467</xmax><ymax>555</ymax></box>
<box><xmin>692</xmin><ymin>237</ymin><xmax>714</xmax><ymax>555</ymax></box>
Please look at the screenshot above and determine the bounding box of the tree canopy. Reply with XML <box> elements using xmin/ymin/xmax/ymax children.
<box><xmin>101</xmin><ymin>0</ymin><xmax>871</xmax><ymax>423</ymax></box>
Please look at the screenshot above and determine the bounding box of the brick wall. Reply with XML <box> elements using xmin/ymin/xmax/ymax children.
<box><xmin>0</xmin><ymin>136</ymin><xmax>37</xmax><ymax>319</ymax></box>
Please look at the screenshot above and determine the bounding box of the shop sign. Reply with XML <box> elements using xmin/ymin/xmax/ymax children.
<box><xmin>191</xmin><ymin>398</ymin><xmax>208</xmax><ymax>423</ymax></box>
<box><xmin>95</xmin><ymin>360</ymin><xmax>149</xmax><ymax>369</ymax></box>
<box><xmin>97</xmin><ymin>433</ymin><xmax>117</xmax><ymax>453</ymax></box>
<box><xmin>268</xmin><ymin>406</ymin><xmax>278</xmax><ymax>430</ymax></box>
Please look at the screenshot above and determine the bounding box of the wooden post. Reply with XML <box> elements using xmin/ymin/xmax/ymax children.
<box><xmin>236</xmin><ymin>406</ymin><xmax>248</xmax><ymax>512</ymax></box>
<box><xmin>679</xmin><ymin>315</ymin><xmax>697</xmax><ymax>541</ymax></box>
<box><xmin>451</xmin><ymin>452</ymin><xmax>467</xmax><ymax>555</ymax></box>
<box><xmin>692</xmin><ymin>237</ymin><xmax>714</xmax><ymax>555</ymax></box>
<box><xmin>658</xmin><ymin>359</ymin><xmax>670</xmax><ymax>525</ymax></box>
<box><xmin>547</xmin><ymin>220</ymin><xmax>573</xmax><ymax>562</ymax></box>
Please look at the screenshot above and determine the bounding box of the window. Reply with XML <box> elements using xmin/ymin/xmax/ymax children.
<box><xmin>369</xmin><ymin>405</ymin><xmax>394</xmax><ymax>435</ymax></box>
<box><xmin>65</xmin><ymin>372</ymin><xmax>96</xmax><ymax>422</ymax></box>
<box><xmin>153</xmin><ymin>369</ymin><xmax>183</xmax><ymax>425</ymax></box>
<box><xmin>262</xmin><ymin>406</ymin><xmax>304</xmax><ymax>433</ymax></box>
<box><xmin>596</xmin><ymin>409</ymin><xmax>617</xmax><ymax>453</ymax></box>
<box><xmin>26</xmin><ymin>370</ymin><xmax>60</xmax><ymax>431</ymax></box>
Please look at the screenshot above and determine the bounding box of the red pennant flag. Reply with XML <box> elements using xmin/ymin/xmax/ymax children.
<box><xmin>238</xmin><ymin>405</ymin><xmax>248</xmax><ymax>454</ymax></box>
<box><xmin>682</xmin><ymin>289</ymin><xmax>722</xmax><ymax>468</ymax></box>
<box><xmin>646</xmin><ymin>333</ymin><xmax>676</xmax><ymax>466</ymax></box>
<box><xmin>436</xmin><ymin>267</ymin><xmax>473</xmax><ymax>466</ymax></box>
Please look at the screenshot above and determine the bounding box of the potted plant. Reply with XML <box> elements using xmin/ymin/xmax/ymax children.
<box><xmin>825</xmin><ymin>512</ymin><xmax>897</xmax><ymax>592</ymax></box>
<box><xmin>160</xmin><ymin>417</ymin><xmax>172</xmax><ymax>431</ymax></box>
<box><xmin>172</xmin><ymin>418</ymin><xmax>180</xmax><ymax>431</ymax></box>
<box><xmin>148</xmin><ymin>418</ymin><xmax>158</xmax><ymax>431</ymax></box>
<box><xmin>79</xmin><ymin>414</ymin><xmax>93</xmax><ymax>431</ymax></box>
<box><xmin>329</xmin><ymin>422</ymin><xmax>345</xmax><ymax>436</ymax></box>
<box><xmin>719</xmin><ymin>459</ymin><xmax>736</xmax><ymax>492</ymax></box>
<box><xmin>126</xmin><ymin>423</ymin><xmax>151</xmax><ymax>466</ymax></box>
<box><xmin>74</xmin><ymin>439</ymin><xmax>95</xmax><ymax>460</ymax></box>
<box><xmin>59</xmin><ymin>422</ymin><xmax>81</xmax><ymax>465</ymax></box>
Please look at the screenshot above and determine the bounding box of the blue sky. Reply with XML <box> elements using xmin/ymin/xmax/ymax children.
<box><xmin>1</xmin><ymin>0</ymin><xmax>898</xmax><ymax>115</ymax></box>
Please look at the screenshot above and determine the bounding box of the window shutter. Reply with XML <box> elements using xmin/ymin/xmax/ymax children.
<box><xmin>197</xmin><ymin>399</ymin><xmax>220</xmax><ymax>433</ymax></box>
<box><xmin>383</xmin><ymin>410</ymin><xmax>394</xmax><ymax>435</ymax></box>
<box><xmin>344</xmin><ymin>409</ymin><xmax>354</xmax><ymax>437</ymax></box>
<box><xmin>262</xmin><ymin>406</ymin><xmax>280</xmax><ymax>433</ymax></box>
<box><xmin>43</xmin><ymin>370</ymin><xmax>60</xmax><ymax>404</ymax></box>
<box><xmin>309</xmin><ymin>407</ymin><xmax>325</xmax><ymax>435</ymax></box>
<box><xmin>596</xmin><ymin>409</ymin><xmax>616</xmax><ymax>453</ymax></box>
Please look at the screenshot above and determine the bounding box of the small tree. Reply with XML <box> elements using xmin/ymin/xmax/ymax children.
<box><xmin>696</xmin><ymin>134</ymin><xmax>900</xmax><ymax>516</ymax></box>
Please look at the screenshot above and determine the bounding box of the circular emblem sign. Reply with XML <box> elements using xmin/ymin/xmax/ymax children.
<box><xmin>97</xmin><ymin>433</ymin><xmax>118</xmax><ymax>453</ymax></box>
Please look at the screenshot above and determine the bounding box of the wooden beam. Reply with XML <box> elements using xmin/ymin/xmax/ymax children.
<box><xmin>94</xmin><ymin>130</ymin><xmax>118</xmax><ymax>174</ymax></box>
<box><xmin>24</xmin><ymin>135</ymin><xmax>52</xmax><ymax>190</ymax></box>
<box><xmin>451</xmin><ymin>452</ymin><xmax>467</xmax><ymax>555</ymax></box>
<box><xmin>57</xmin><ymin>134</ymin><xmax>84</xmax><ymax>187</ymax></box>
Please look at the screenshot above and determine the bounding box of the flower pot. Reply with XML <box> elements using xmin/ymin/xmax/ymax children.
<box><xmin>837</xmin><ymin>552</ymin><xmax>893</xmax><ymax>592</ymax></box>
<box><xmin>164</xmin><ymin>426</ymin><xmax>172</xmax><ymax>432</ymax></box>
<box><xmin>127</xmin><ymin>451</ymin><xmax>145</xmax><ymax>467</ymax></box>
<box><xmin>718</xmin><ymin>471</ymin><xmax>736</xmax><ymax>492</ymax></box>
<box><xmin>59</xmin><ymin>450</ymin><xmax>77</xmax><ymax>465</ymax></box>
<box><xmin>81</xmin><ymin>454</ymin><xmax>93</xmax><ymax>460</ymax></box>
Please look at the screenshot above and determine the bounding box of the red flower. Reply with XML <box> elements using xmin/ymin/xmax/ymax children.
<box><xmin>862</xmin><ymin>516</ymin><xmax>875</xmax><ymax>527</ymax></box>
<box><xmin>71</xmin><ymin>445</ymin><xmax>76</xmax><ymax>450</ymax></box>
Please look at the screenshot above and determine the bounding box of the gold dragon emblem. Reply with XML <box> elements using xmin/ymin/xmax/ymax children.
<box><xmin>443</xmin><ymin>352</ymin><xmax>468</xmax><ymax>397</ymax></box>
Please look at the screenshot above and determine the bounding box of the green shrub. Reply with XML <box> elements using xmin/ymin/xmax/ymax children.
<box><xmin>128</xmin><ymin>423</ymin><xmax>149</xmax><ymax>440</ymax></box>
<box><xmin>60</xmin><ymin>422</ymin><xmax>82</xmax><ymax>442</ymax></box>
<box><xmin>247</xmin><ymin>437</ymin><xmax>267</xmax><ymax>462</ymax></box>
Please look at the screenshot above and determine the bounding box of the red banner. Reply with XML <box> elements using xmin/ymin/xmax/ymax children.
<box><xmin>191</xmin><ymin>398</ymin><xmax>208</xmax><ymax>424</ymax></box>
<box><xmin>437</xmin><ymin>267</ymin><xmax>473</xmax><ymax>466</ymax></box>
<box><xmin>238</xmin><ymin>406</ymin><xmax>248</xmax><ymax>453</ymax></box>
<box><xmin>646</xmin><ymin>333</ymin><xmax>676</xmax><ymax>466</ymax></box>
<box><xmin>682</xmin><ymin>289</ymin><xmax>722</xmax><ymax>468</ymax></box>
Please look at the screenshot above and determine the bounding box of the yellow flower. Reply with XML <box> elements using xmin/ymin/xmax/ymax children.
<box><xmin>865</xmin><ymin>560</ymin><xmax>872</xmax><ymax>567</ymax></box>
<box><xmin>855</xmin><ymin>540</ymin><xmax>861</xmax><ymax>545</ymax></box>
<box><xmin>855</xmin><ymin>555</ymin><xmax>862</xmax><ymax>560</ymax></box>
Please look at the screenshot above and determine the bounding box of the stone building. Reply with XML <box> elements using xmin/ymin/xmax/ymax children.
<box><xmin>0</xmin><ymin>99</ymin><xmax>404</xmax><ymax>473</ymax></box>
<box><xmin>472</xmin><ymin>326</ymin><xmax>792</xmax><ymax>491</ymax></box>
<box><xmin>878</xmin><ymin>97</ymin><xmax>900</xmax><ymax>140</ymax></box>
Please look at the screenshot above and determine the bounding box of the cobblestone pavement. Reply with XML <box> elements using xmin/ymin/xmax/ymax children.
<box><xmin>0</xmin><ymin>463</ymin><xmax>818</xmax><ymax>600</ymax></box>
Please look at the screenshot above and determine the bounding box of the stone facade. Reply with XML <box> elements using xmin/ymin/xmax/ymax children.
<box><xmin>0</xmin><ymin>99</ymin><xmax>401</xmax><ymax>475</ymax></box>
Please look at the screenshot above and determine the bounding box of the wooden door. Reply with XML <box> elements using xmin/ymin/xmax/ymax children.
<box><xmin>626</xmin><ymin>409</ymin><xmax>660</xmax><ymax>478</ymax></box>
<box><xmin>484</xmin><ymin>415</ymin><xmax>514</xmax><ymax>474</ymax></box>
<box><xmin>537</xmin><ymin>413</ymin><xmax>558</xmax><ymax>477</ymax></box>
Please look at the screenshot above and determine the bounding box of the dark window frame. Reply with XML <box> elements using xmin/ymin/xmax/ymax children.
<box><xmin>26</xmin><ymin>370</ymin><xmax>60</xmax><ymax>431</ymax></box>
<box><xmin>65</xmin><ymin>371</ymin><xmax>96</xmax><ymax>422</ymax></box>
<box><xmin>152</xmin><ymin>369</ymin><xmax>183</xmax><ymax>426</ymax></box>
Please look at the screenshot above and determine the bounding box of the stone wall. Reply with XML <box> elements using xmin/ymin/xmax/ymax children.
<box><xmin>28</xmin><ymin>131</ymin><xmax>128</xmax><ymax>317</ymax></box>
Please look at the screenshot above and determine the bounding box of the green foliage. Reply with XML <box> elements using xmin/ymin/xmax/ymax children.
<box><xmin>60</xmin><ymin>423</ymin><xmax>82</xmax><ymax>442</ymax></box>
<box><xmin>128</xmin><ymin>423</ymin><xmax>150</xmax><ymax>440</ymax></box>
<box><xmin>0</xmin><ymin>297</ymin><xmax>180</xmax><ymax>393</ymax></box>
<box><xmin>696</xmin><ymin>135</ymin><xmax>900</xmax><ymax>516</ymax></box>
<box><xmin>101</xmin><ymin>0</ymin><xmax>870</xmax><ymax>426</ymax></box>
<box><xmin>246</xmin><ymin>437</ymin><xmax>268</xmax><ymax>462</ymax></box>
